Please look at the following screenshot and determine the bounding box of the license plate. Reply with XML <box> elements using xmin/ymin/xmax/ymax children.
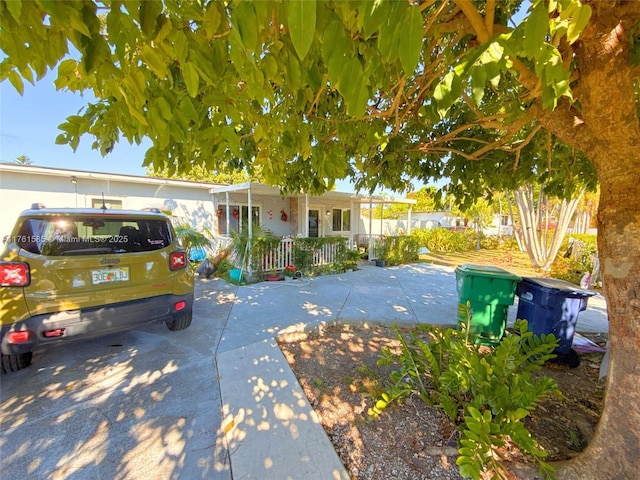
<box><xmin>92</xmin><ymin>267</ymin><xmax>129</xmax><ymax>285</ymax></box>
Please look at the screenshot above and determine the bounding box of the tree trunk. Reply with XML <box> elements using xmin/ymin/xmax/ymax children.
<box><xmin>556</xmin><ymin>152</ymin><xmax>640</xmax><ymax>479</ymax></box>
<box><xmin>535</xmin><ymin>4</ymin><xmax>640</xmax><ymax>475</ymax></box>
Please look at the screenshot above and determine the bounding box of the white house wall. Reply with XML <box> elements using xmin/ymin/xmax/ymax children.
<box><xmin>213</xmin><ymin>193</ymin><xmax>294</xmax><ymax>237</ymax></box>
<box><xmin>0</xmin><ymin>167</ymin><xmax>216</xmax><ymax>241</ymax></box>
<box><xmin>213</xmin><ymin>193</ymin><xmax>361</xmax><ymax>239</ymax></box>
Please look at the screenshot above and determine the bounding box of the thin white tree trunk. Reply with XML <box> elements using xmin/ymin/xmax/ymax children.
<box><xmin>538</xmin><ymin>194</ymin><xmax>584</xmax><ymax>270</ymax></box>
<box><xmin>506</xmin><ymin>194</ymin><xmax>525</xmax><ymax>252</ymax></box>
<box><xmin>511</xmin><ymin>186</ymin><xmax>584</xmax><ymax>270</ymax></box>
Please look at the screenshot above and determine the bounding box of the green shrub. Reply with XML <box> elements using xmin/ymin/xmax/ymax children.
<box><xmin>370</xmin><ymin>317</ymin><xmax>559</xmax><ymax>480</ymax></box>
<box><xmin>411</xmin><ymin>228</ymin><xmax>468</xmax><ymax>252</ymax></box>
<box><xmin>550</xmin><ymin>234</ymin><xmax>598</xmax><ymax>285</ymax></box>
<box><xmin>215</xmin><ymin>259</ymin><xmax>233</xmax><ymax>276</ymax></box>
<box><xmin>379</xmin><ymin>235</ymin><xmax>420</xmax><ymax>266</ymax></box>
<box><xmin>550</xmin><ymin>255</ymin><xmax>585</xmax><ymax>285</ymax></box>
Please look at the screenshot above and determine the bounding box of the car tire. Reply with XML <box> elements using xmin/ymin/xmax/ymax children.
<box><xmin>166</xmin><ymin>310</ymin><xmax>192</xmax><ymax>331</ymax></box>
<box><xmin>1</xmin><ymin>352</ymin><xmax>33</xmax><ymax>374</ymax></box>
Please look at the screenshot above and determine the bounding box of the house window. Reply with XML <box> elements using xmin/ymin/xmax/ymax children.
<box><xmin>91</xmin><ymin>198</ymin><xmax>122</xmax><ymax>209</ymax></box>
<box><xmin>500</xmin><ymin>215</ymin><xmax>510</xmax><ymax>226</ymax></box>
<box><xmin>218</xmin><ymin>205</ymin><xmax>260</xmax><ymax>234</ymax></box>
<box><xmin>332</xmin><ymin>208</ymin><xmax>351</xmax><ymax>232</ymax></box>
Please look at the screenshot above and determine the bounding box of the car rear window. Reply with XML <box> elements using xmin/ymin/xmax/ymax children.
<box><xmin>15</xmin><ymin>216</ymin><xmax>173</xmax><ymax>255</ymax></box>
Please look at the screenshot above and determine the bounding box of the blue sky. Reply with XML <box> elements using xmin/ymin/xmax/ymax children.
<box><xmin>0</xmin><ymin>72</ymin><xmax>152</xmax><ymax>176</ymax></box>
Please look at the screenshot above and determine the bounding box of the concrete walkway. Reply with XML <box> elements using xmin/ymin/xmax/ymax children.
<box><xmin>211</xmin><ymin>262</ymin><xmax>608</xmax><ymax>480</ymax></box>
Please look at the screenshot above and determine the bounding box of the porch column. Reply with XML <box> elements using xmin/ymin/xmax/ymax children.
<box><xmin>226</xmin><ymin>192</ymin><xmax>230</xmax><ymax>235</ymax></box>
<box><xmin>305</xmin><ymin>194</ymin><xmax>310</xmax><ymax>237</ymax></box>
<box><xmin>368</xmin><ymin>197</ymin><xmax>373</xmax><ymax>259</ymax></box>
<box><xmin>349</xmin><ymin>198</ymin><xmax>354</xmax><ymax>248</ymax></box>
<box><xmin>248</xmin><ymin>185</ymin><xmax>253</xmax><ymax>239</ymax></box>
<box><xmin>247</xmin><ymin>186</ymin><xmax>253</xmax><ymax>272</ymax></box>
<box><xmin>408</xmin><ymin>205</ymin><xmax>412</xmax><ymax>235</ymax></box>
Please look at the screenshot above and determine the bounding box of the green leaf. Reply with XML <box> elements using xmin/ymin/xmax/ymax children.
<box><xmin>398</xmin><ymin>5</ymin><xmax>423</xmax><ymax>74</ymax></box>
<box><xmin>433</xmin><ymin>71</ymin><xmax>461</xmax><ymax>118</ymax></box>
<box><xmin>141</xmin><ymin>45</ymin><xmax>168</xmax><ymax>79</ymax></box>
<box><xmin>322</xmin><ymin>21</ymin><xmax>351</xmax><ymax>89</ymax></box>
<box><xmin>362</xmin><ymin>0</ymin><xmax>389</xmax><ymax>39</ymax></box>
<box><xmin>377</xmin><ymin>2</ymin><xmax>401</xmax><ymax>63</ymax></box>
<box><xmin>287</xmin><ymin>0</ymin><xmax>316</xmax><ymax>61</ymax></box>
<box><xmin>467</xmin><ymin>406</ymin><xmax>483</xmax><ymax>422</ymax></box>
<box><xmin>178</xmin><ymin>96</ymin><xmax>198</xmax><ymax>123</ymax></box>
<box><xmin>82</xmin><ymin>35</ymin><xmax>110</xmax><ymax>73</ymax></box>
<box><xmin>566</xmin><ymin>3</ymin><xmax>592</xmax><ymax>44</ymax></box>
<box><xmin>7</xmin><ymin>70</ymin><xmax>24</xmax><ymax>95</ymax></box>
<box><xmin>222</xmin><ymin>125</ymin><xmax>241</xmax><ymax>156</ymax></box>
<box><xmin>470</xmin><ymin>66</ymin><xmax>486</xmax><ymax>105</ymax></box>
<box><xmin>234</xmin><ymin>2</ymin><xmax>258</xmax><ymax>51</ymax></box>
<box><xmin>64</xmin><ymin>2</ymin><xmax>92</xmax><ymax>38</ymax></box>
<box><xmin>5</xmin><ymin>0</ymin><xmax>21</xmax><ymax>21</ymax></box>
<box><xmin>154</xmin><ymin>96</ymin><xmax>173</xmax><ymax>121</ymax></box>
<box><xmin>203</xmin><ymin>2</ymin><xmax>221</xmax><ymax>39</ymax></box>
<box><xmin>139</xmin><ymin>0</ymin><xmax>163</xmax><ymax>39</ymax></box>
<box><xmin>182</xmin><ymin>62</ymin><xmax>199</xmax><ymax>98</ymax></box>
<box><xmin>286</xmin><ymin>52</ymin><xmax>303</xmax><ymax>90</ymax></box>
<box><xmin>523</xmin><ymin>2</ymin><xmax>549</xmax><ymax>59</ymax></box>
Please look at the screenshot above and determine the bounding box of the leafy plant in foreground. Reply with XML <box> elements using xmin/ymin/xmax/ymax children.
<box><xmin>369</xmin><ymin>319</ymin><xmax>560</xmax><ymax>479</ymax></box>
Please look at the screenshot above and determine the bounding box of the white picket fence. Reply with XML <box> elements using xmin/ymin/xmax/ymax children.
<box><xmin>257</xmin><ymin>238</ymin><xmax>350</xmax><ymax>272</ymax></box>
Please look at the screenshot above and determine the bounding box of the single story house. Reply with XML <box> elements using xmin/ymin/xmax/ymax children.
<box><xmin>0</xmin><ymin>164</ymin><xmax>415</xmax><ymax>267</ymax></box>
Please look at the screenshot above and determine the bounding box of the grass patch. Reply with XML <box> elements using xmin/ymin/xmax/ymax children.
<box><xmin>420</xmin><ymin>249</ymin><xmax>546</xmax><ymax>278</ymax></box>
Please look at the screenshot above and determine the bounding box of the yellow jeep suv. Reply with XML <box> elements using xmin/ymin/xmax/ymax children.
<box><xmin>0</xmin><ymin>205</ymin><xmax>195</xmax><ymax>374</ymax></box>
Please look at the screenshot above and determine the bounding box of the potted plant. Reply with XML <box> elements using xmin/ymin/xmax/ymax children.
<box><xmin>375</xmin><ymin>238</ymin><xmax>389</xmax><ymax>267</ymax></box>
<box><xmin>344</xmin><ymin>249</ymin><xmax>361</xmax><ymax>271</ymax></box>
<box><xmin>283</xmin><ymin>265</ymin><xmax>297</xmax><ymax>280</ymax></box>
<box><xmin>265</xmin><ymin>269</ymin><xmax>283</xmax><ymax>281</ymax></box>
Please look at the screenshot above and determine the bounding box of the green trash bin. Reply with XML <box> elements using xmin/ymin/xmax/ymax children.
<box><xmin>455</xmin><ymin>264</ymin><xmax>521</xmax><ymax>345</ymax></box>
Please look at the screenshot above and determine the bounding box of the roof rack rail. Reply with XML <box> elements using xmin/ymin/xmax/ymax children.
<box><xmin>31</xmin><ymin>203</ymin><xmax>45</xmax><ymax>210</ymax></box>
<box><xmin>141</xmin><ymin>207</ymin><xmax>162</xmax><ymax>213</ymax></box>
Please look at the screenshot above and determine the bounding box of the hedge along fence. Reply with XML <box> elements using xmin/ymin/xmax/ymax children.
<box><xmin>379</xmin><ymin>235</ymin><xmax>421</xmax><ymax>266</ymax></box>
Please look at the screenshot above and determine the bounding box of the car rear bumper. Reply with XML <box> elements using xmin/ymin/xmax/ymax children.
<box><xmin>1</xmin><ymin>293</ymin><xmax>194</xmax><ymax>355</ymax></box>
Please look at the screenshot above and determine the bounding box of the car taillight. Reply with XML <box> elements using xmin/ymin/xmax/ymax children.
<box><xmin>170</xmin><ymin>251</ymin><xmax>187</xmax><ymax>270</ymax></box>
<box><xmin>0</xmin><ymin>262</ymin><xmax>30</xmax><ymax>287</ymax></box>
<box><xmin>7</xmin><ymin>331</ymin><xmax>32</xmax><ymax>343</ymax></box>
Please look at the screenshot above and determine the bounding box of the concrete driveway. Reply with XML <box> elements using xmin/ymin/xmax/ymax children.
<box><xmin>0</xmin><ymin>277</ymin><xmax>237</xmax><ymax>480</ymax></box>
<box><xmin>0</xmin><ymin>263</ymin><xmax>608</xmax><ymax>479</ymax></box>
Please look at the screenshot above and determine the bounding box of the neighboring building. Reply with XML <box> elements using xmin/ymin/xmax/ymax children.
<box><xmin>410</xmin><ymin>211</ymin><xmax>465</xmax><ymax>230</ymax></box>
<box><xmin>484</xmin><ymin>213</ymin><xmax>514</xmax><ymax>236</ymax></box>
<box><xmin>0</xmin><ymin>164</ymin><xmax>415</xmax><ymax>258</ymax></box>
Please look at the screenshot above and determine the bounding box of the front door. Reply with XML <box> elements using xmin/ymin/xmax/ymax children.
<box><xmin>308</xmin><ymin>209</ymin><xmax>319</xmax><ymax>237</ymax></box>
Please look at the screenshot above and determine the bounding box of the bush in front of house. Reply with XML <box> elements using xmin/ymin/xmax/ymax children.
<box><xmin>379</xmin><ymin>235</ymin><xmax>421</xmax><ymax>266</ymax></box>
<box><xmin>411</xmin><ymin>228</ymin><xmax>468</xmax><ymax>253</ymax></box>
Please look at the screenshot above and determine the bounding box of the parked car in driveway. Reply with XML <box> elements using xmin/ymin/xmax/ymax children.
<box><xmin>0</xmin><ymin>204</ymin><xmax>194</xmax><ymax>374</ymax></box>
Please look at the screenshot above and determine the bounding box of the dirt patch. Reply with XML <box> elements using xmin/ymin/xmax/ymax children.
<box><xmin>278</xmin><ymin>324</ymin><xmax>607</xmax><ymax>480</ymax></box>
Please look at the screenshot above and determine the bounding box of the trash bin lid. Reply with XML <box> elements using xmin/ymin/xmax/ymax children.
<box><xmin>456</xmin><ymin>264</ymin><xmax>521</xmax><ymax>281</ymax></box>
<box><xmin>520</xmin><ymin>277</ymin><xmax>596</xmax><ymax>297</ymax></box>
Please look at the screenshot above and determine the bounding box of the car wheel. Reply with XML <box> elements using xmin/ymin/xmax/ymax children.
<box><xmin>1</xmin><ymin>352</ymin><xmax>33</xmax><ymax>374</ymax></box>
<box><xmin>166</xmin><ymin>310</ymin><xmax>192</xmax><ymax>331</ymax></box>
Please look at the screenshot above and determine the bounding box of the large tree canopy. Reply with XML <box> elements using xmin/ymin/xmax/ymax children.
<box><xmin>2</xmin><ymin>0</ymin><xmax>639</xmax><ymax>477</ymax></box>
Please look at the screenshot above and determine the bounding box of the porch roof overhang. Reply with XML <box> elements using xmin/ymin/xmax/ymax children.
<box><xmin>208</xmin><ymin>182</ymin><xmax>416</xmax><ymax>205</ymax></box>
